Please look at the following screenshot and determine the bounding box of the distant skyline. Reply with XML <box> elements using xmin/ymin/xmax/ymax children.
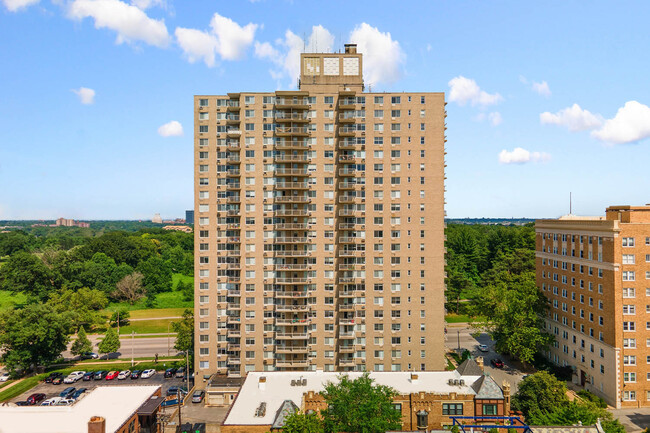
<box><xmin>1</xmin><ymin>0</ymin><xmax>650</xmax><ymax>219</ymax></box>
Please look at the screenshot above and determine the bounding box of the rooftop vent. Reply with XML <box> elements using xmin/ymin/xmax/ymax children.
<box><xmin>255</xmin><ymin>402</ymin><xmax>267</xmax><ymax>417</ymax></box>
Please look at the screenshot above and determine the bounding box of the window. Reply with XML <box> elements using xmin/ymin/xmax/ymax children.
<box><xmin>623</xmin><ymin>271</ymin><xmax>636</xmax><ymax>281</ymax></box>
<box><xmin>442</xmin><ymin>403</ymin><xmax>463</xmax><ymax>415</ymax></box>
<box><xmin>623</xmin><ymin>237</ymin><xmax>635</xmax><ymax>247</ymax></box>
<box><xmin>482</xmin><ymin>404</ymin><xmax>498</xmax><ymax>416</ymax></box>
<box><xmin>391</xmin><ymin>96</ymin><xmax>401</xmax><ymax>104</ymax></box>
<box><xmin>623</xmin><ymin>254</ymin><xmax>635</xmax><ymax>264</ymax></box>
<box><xmin>416</xmin><ymin>411</ymin><xmax>428</xmax><ymax>429</ymax></box>
<box><xmin>623</xmin><ymin>391</ymin><xmax>636</xmax><ymax>401</ymax></box>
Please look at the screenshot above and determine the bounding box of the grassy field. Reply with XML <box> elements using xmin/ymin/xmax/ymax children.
<box><xmin>105</xmin><ymin>274</ymin><xmax>194</xmax><ymax>312</ymax></box>
<box><xmin>129</xmin><ymin>308</ymin><xmax>187</xmax><ymax>319</ymax></box>
<box><xmin>0</xmin><ymin>290</ymin><xmax>27</xmax><ymax>310</ymax></box>
<box><xmin>445</xmin><ymin>314</ymin><xmax>486</xmax><ymax>323</ymax></box>
<box><xmin>118</xmin><ymin>318</ymin><xmax>176</xmax><ymax>335</ymax></box>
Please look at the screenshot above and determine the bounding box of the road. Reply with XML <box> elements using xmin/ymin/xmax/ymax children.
<box><xmin>446</xmin><ymin>324</ymin><xmax>527</xmax><ymax>394</ymax></box>
<box><xmin>62</xmin><ymin>335</ymin><xmax>179</xmax><ymax>360</ymax></box>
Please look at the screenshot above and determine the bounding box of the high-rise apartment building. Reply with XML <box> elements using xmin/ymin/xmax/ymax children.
<box><xmin>193</xmin><ymin>45</ymin><xmax>446</xmax><ymax>378</ymax></box>
<box><xmin>536</xmin><ymin>205</ymin><xmax>650</xmax><ymax>408</ymax></box>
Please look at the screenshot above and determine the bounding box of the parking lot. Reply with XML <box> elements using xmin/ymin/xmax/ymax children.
<box><xmin>10</xmin><ymin>371</ymin><xmax>189</xmax><ymax>405</ymax></box>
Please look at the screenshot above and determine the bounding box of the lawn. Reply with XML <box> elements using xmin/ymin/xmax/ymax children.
<box><xmin>118</xmin><ymin>318</ymin><xmax>176</xmax><ymax>335</ymax></box>
<box><xmin>445</xmin><ymin>314</ymin><xmax>486</xmax><ymax>323</ymax></box>
<box><xmin>0</xmin><ymin>290</ymin><xmax>27</xmax><ymax>311</ymax></box>
<box><xmin>105</xmin><ymin>274</ymin><xmax>194</xmax><ymax>312</ymax></box>
<box><xmin>130</xmin><ymin>308</ymin><xmax>187</xmax><ymax>320</ymax></box>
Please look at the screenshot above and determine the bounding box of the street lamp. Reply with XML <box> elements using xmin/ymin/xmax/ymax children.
<box><xmin>167</xmin><ymin>322</ymin><xmax>171</xmax><ymax>356</ymax></box>
<box><xmin>131</xmin><ymin>331</ymin><xmax>135</xmax><ymax>367</ymax></box>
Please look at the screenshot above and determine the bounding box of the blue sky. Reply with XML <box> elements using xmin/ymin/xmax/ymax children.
<box><xmin>1</xmin><ymin>0</ymin><xmax>650</xmax><ymax>220</ymax></box>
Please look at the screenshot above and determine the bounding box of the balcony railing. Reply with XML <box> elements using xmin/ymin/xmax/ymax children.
<box><xmin>274</xmin><ymin>182</ymin><xmax>310</xmax><ymax>189</ymax></box>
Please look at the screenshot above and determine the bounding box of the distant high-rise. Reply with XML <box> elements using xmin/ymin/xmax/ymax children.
<box><xmin>536</xmin><ymin>205</ymin><xmax>650</xmax><ymax>408</ymax></box>
<box><xmin>186</xmin><ymin>210</ymin><xmax>194</xmax><ymax>225</ymax></box>
<box><xmin>194</xmin><ymin>45</ymin><xmax>447</xmax><ymax>378</ymax></box>
<box><xmin>152</xmin><ymin>213</ymin><xmax>162</xmax><ymax>224</ymax></box>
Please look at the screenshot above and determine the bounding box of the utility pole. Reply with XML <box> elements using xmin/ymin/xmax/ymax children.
<box><xmin>167</xmin><ymin>322</ymin><xmax>171</xmax><ymax>357</ymax></box>
<box><xmin>457</xmin><ymin>330</ymin><xmax>461</xmax><ymax>352</ymax></box>
<box><xmin>177</xmin><ymin>389</ymin><xmax>182</xmax><ymax>428</ymax></box>
<box><xmin>117</xmin><ymin>310</ymin><xmax>120</xmax><ymax>336</ymax></box>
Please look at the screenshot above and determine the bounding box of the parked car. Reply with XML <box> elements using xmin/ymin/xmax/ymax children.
<box><xmin>72</xmin><ymin>388</ymin><xmax>87</xmax><ymax>399</ymax></box>
<box><xmin>478</xmin><ymin>344</ymin><xmax>489</xmax><ymax>352</ymax></box>
<box><xmin>105</xmin><ymin>371</ymin><xmax>119</xmax><ymax>380</ymax></box>
<box><xmin>490</xmin><ymin>358</ymin><xmax>504</xmax><ymax>368</ymax></box>
<box><xmin>175</xmin><ymin>367</ymin><xmax>186</xmax><ymax>379</ymax></box>
<box><xmin>166</xmin><ymin>386</ymin><xmax>188</xmax><ymax>397</ymax></box>
<box><xmin>117</xmin><ymin>370</ymin><xmax>131</xmax><ymax>380</ymax></box>
<box><xmin>45</xmin><ymin>372</ymin><xmax>63</xmax><ymax>384</ymax></box>
<box><xmin>0</xmin><ymin>372</ymin><xmax>10</xmax><ymax>382</ymax></box>
<box><xmin>140</xmin><ymin>369</ymin><xmax>155</xmax><ymax>379</ymax></box>
<box><xmin>81</xmin><ymin>352</ymin><xmax>99</xmax><ymax>360</ymax></box>
<box><xmin>64</xmin><ymin>371</ymin><xmax>86</xmax><ymax>384</ymax></box>
<box><xmin>59</xmin><ymin>387</ymin><xmax>76</xmax><ymax>399</ymax></box>
<box><xmin>14</xmin><ymin>401</ymin><xmax>30</xmax><ymax>406</ymax></box>
<box><xmin>94</xmin><ymin>371</ymin><xmax>107</xmax><ymax>380</ymax></box>
<box><xmin>26</xmin><ymin>393</ymin><xmax>46</xmax><ymax>405</ymax></box>
<box><xmin>82</xmin><ymin>372</ymin><xmax>95</xmax><ymax>381</ymax></box>
<box><xmin>55</xmin><ymin>398</ymin><xmax>75</xmax><ymax>406</ymax></box>
<box><xmin>164</xmin><ymin>368</ymin><xmax>177</xmax><ymax>378</ymax></box>
<box><xmin>191</xmin><ymin>390</ymin><xmax>205</xmax><ymax>403</ymax></box>
<box><xmin>130</xmin><ymin>370</ymin><xmax>141</xmax><ymax>379</ymax></box>
<box><xmin>41</xmin><ymin>397</ymin><xmax>63</xmax><ymax>406</ymax></box>
<box><xmin>52</xmin><ymin>375</ymin><xmax>65</xmax><ymax>385</ymax></box>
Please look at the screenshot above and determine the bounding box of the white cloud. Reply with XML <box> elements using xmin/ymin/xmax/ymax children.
<box><xmin>158</xmin><ymin>120</ymin><xmax>183</xmax><ymax>137</ymax></box>
<box><xmin>130</xmin><ymin>0</ymin><xmax>164</xmax><ymax>10</ymax></box>
<box><xmin>72</xmin><ymin>87</ymin><xmax>96</xmax><ymax>104</ymax></box>
<box><xmin>175</xmin><ymin>13</ymin><xmax>258</xmax><ymax>67</ymax></box>
<box><xmin>532</xmin><ymin>80</ymin><xmax>551</xmax><ymax>97</ymax></box>
<box><xmin>591</xmin><ymin>101</ymin><xmax>650</xmax><ymax>144</ymax></box>
<box><xmin>175</xmin><ymin>27</ymin><xmax>218</xmax><ymax>67</ymax></box>
<box><xmin>498</xmin><ymin>147</ymin><xmax>551</xmax><ymax>164</ymax></box>
<box><xmin>448</xmin><ymin>76</ymin><xmax>502</xmax><ymax>107</ymax></box>
<box><xmin>426</xmin><ymin>43</ymin><xmax>432</xmax><ymax>52</ymax></box>
<box><xmin>488</xmin><ymin>112</ymin><xmax>502</xmax><ymax>126</ymax></box>
<box><xmin>68</xmin><ymin>0</ymin><xmax>171</xmax><ymax>48</ymax></box>
<box><xmin>350</xmin><ymin>23</ymin><xmax>405</xmax><ymax>86</ymax></box>
<box><xmin>540</xmin><ymin>103</ymin><xmax>603</xmax><ymax>132</ymax></box>
<box><xmin>254</xmin><ymin>25</ymin><xmax>334</xmax><ymax>87</ymax></box>
<box><xmin>209</xmin><ymin>13</ymin><xmax>258</xmax><ymax>61</ymax></box>
<box><xmin>2</xmin><ymin>0</ymin><xmax>39</xmax><ymax>11</ymax></box>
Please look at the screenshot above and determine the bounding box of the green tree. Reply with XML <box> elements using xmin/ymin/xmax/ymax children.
<box><xmin>512</xmin><ymin>371</ymin><xmax>568</xmax><ymax>420</ymax></box>
<box><xmin>137</xmin><ymin>256</ymin><xmax>173</xmax><ymax>293</ymax></box>
<box><xmin>0</xmin><ymin>304</ymin><xmax>72</xmax><ymax>373</ymax></box>
<box><xmin>109</xmin><ymin>309</ymin><xmax>130</xmax><ymax>327</ymax></box>
<box><xmin>47</xmin><ymin>287</ymin><xmax>108</xmax><ymax>330</ymax></box>
<box><xmin>112</xmin><ymin>272</ymin><xmax>146</xmax><ymax>304</ymax></box>
<box><xmin>0</xmin><ymin>251</ymin><xmax>60</xmax><ymax>301</ymax></box>
<box><xmin>172</xmin><ymin>309</ymin><xmax>194</xmax><ymax>354</ymax></box>
<box><xmin>70</xmin><ymin>326</ymin><xmax>93</xmax><ymax>356</ymax></box>
<box><xmin>98</xmin><ymin>326</ymin><xmax>121</xmax><ymax>358</ymax></box>
<box><xmin>282</xmin><ymin>411</ymin><xmax>324</xmax><ymax>433</ymax></box>
<box><xmin>320</xmin><ymin>373</ymin><xmax>401</xmax><ymax>433</ymax></box>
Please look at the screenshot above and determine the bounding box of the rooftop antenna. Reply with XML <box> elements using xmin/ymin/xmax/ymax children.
<box><xmin>303</xmin><ymin>32</ymin><xmax>306</xmax><ymax>53</ymax></box>
<box><xmin>570</xmin><ymin>192</ymin><xmax>573</xmax><ymax>214</ymax></box>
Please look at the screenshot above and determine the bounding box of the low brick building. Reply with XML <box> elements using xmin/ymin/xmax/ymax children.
<box><xmin>221</xmin><ymin>360</ymin><xmax>510</xmax><ymax>432</ymax></box>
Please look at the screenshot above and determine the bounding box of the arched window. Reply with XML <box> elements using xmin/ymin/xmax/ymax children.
<box><xmin>416</xmin><ymin>410</ymin><xmax>428</xmax><ymax>430</ymax></box>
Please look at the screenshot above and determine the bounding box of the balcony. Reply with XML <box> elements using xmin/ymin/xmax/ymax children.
<box><xmin>274</xmin><ymin>168</ymin><xmax>309</xmax><ymax>176</ymax></box>
<box><xmin>227</xmin><ymin>155</ymin><xmax>241</xmax><ymax>163</ymax></box>
<box><xmin>339</xmin><ymin>236</ymin><xmax>364</xmax><ymax>244</ymax></box>
<box><xmin>226</xmin><ymin>169</ymin><xmax>240</xmax><ymax>176</ymax></box>
<box><xmin>275</xmin><ymin>98</ymin><xmax>310</xmax><ymax>109</ymax></box>
<box><xmin>338</xmin><ymin>155</ymin><xmax>361</xmax><ymax>163</ymax></box>
<box><xmin>339</xmin><ymin>290</ymin><xmax>364</xmax><ymax>297</ymax></box>
<box><xmin>338</xmin><ymin>346</ymin><xmax>355</xmax><ymax>353</ymax></box>
<box><xmin>226</xmin><ymin>183</ymin><xmax>241</xmax><ymax>190</ymax></box>
<box><xmin>275</xmin><ymin>112</ymin><xmax>309</xmax><ymax>122</ymax></box>
<box><xmin>275</xmin><ymin>290</ymin><xmax>310</xmax><ymax>298</ymax></box>
<box><xmin>227</xmin><ymin>330</ymin><xmax>241</xmax><ymax>338</ymax></box>
<box><xmin>273</xmin><ymin>196</ymin><xmax>310</xmax><ymax>204</ymax></box>
<box><xmin>273</xmin><ymin>155</ymin><xmax>311</xmax><ymax>163</ymax></box>
<box><xmin>274</xmin><ymin>182</ymin><xmax>310</xmax><ymax>190</ymax></box>
<box><xmin>275</xmin><ymin>360</ymin><xmax>310</xmax><ymax>368</ymax></box>
<box><xmin>275</xmin><ymin>237</ymin><xmax>310</xmax><ymax>244</ymax></box>
<box><xmin>226</xmin><ymin>196</ymin><xmax>241</xmax><ymax>203</ymax></box>
<box><xmin>338</xmin><ymin>182</ymin><xmax>363</xmax><ymax>190</ymax></box>
<box><xmin>339</xmin><ymin>318</ymin><xmax>357</xmax><ymax>325</ymax></box>
<box><xmin>339</xmin><ymin>304</ymin><xmax>356</xmax><ymax>312</ymax></box>
<box><xmin>276</xmin><ymin>346</ymin><xmax>309</xmax><ymax>354</ymax></box>
<box><xmin>227</xmin><ymin>303</ymin><xmax>241</xmax><ymax>310</ymax></box>
<box><xmin>227</xmin><ymin>358</ymin><xmax>241</xmax><ymax>365</ymax></box>
<box><xmin>276</xmin><ymin>126</ymin><xmax>309</xmax><ymax>136</ymax></box>
<box><xmin>338</xmin><ymin>223</ymin><xmax>364</xmax><ymax>230</ymax></box>
<box><xmin>227</xmin><ymin>289</ymin><xmax>241</xmax><ymax>296</ymax></box>
<box><xmin>274</xmin><ymin>140</ymin><xmax>310</xmax><ymax>150</ymax></box>
<box><xmin>273</xmin><ymin>264</ymin><xmax>311</xmax><ymax>271</ymax></box>
<box><xmin>227</xmin><ymin>343</ymin><xmax>241</xmax><ymax>351</ymax></box>
<box><xmin>227</xmin><ymin>316</ymin><xmax>241</xmax><ymax>324</ymax></box>
<box><xmin>274</xmin><ymin>277</ymin><xmax>309</xmax><ymax>284</ymax></box>
<box><xmin>338</xmin><ymin>168</ymin><xmax>362</xmax><ymax>176</ymax></box>
<box><xmin>339</xmin><ymin>112</ymin><xmax>363</xmax><ymax>123</ymax></box>
<box><xmin>338</xmin><ymin>140</ymin><xmax>363</xmax><ymax>149</ymax></box>
<box><xmin>226</xmin><ymin>101</ymin><xmax>240</xmax><ymax>111</ymax></box>
<box><xmin>273</xmin><ymin>250</ymin><xmax>310</xmax><ymax>257</ymax></box>
<box><xmin>273</xmin><ymin>223</ymin><xmax>309</xmax><ymax>230</ymax></box>
<box><xmin>226</xmin><ymin>115</ymin><xmax>240</xmax><ymax>123</ymax></box>
<box><xmin>338</xmin><ymin>127</ymin><xmax>358</xmax><ymax>136</ymax></box>
<box><xmin>273</xmin><ymin>209</ymin><xmax>310</xmax><ymax>217</ymax></box>
<box><xmin>275</xmin><ymin>332</ymin><xmax>309</xmax><ymax>339</ymax></box>
<box><xmin>338</xmin><ymin>264</ymin><xmax>364</xmax><ymax>271</ymax></box>
<box><xmin>339</xmin><ymin>99</ymin><xmax>357</xmax><ymax>109</ymax></box>
<box><xmin>338</xmin><ymin>359</ymin><xmax>356</xmax><ymax>367</ymax></box>
<box><xmin>338</xmin><ymin>196</ymin><xmax>363</xmax><ymax>204</ymax></box>
<box><xmin>338</xmin><ymin>209</ymin><xmax>363</xmax><ymax>217</ymax></box>
<box><xmin>276</xmin><ymin>317</ymin><xmax>311</xmax><ymax>325</ymax></box>
<box><xmin>338</xmin><ymin>277</ymin><xmax>365</xmax><ymax>284</ymax></box>
<box><xmin>226</xmin><ymin>128</ymin><xmax>241</xmax><ymax>136</ymax></box>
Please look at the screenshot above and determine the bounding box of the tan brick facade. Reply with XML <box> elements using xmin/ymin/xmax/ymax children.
<box><xmin>193</xmin><ymin>46</ymin><xmax>446</xmax><ymax>378</ymax></box>
<box><xmin>536</xmin><ymin>205</ymin><xmax>650</xmax><ymax>408</ymax></box>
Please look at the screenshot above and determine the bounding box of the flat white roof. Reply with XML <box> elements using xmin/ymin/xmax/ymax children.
<box><xmin>224</xmin><ymin>371</ymin><xmax>481</xmax><ymax>426</ymax></box>
<box><xmin>0</xmin><ymin>386</ymin><xmax>160</xmax><ymax>433</ymax></box>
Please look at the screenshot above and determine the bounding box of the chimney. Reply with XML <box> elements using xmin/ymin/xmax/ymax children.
<box><xmin>344</xmin><ymin>44</ymin><xmax>357</xmax><ymax>54</ymax></box>
<box><xmin>88</xmin><ymin>416</ymin><xmax>106</xmax><ymax>433</ymax></box>
<box><xmin>502</xmin><ymin>381</ymin><xmax>511</xmax><ymax>415</ymax></box>
<box><xmin>476</xmin><ymin>357</ymin><xmax>484</xmax><ymax>371</ymax></box>
<box><xmin>259</xmin><ymin>376</ymin><xmax>266</xmax><ymax>391</ymax></box>
<box><xmin>410</xmin><ymin>373</ymin><xmax>419</xmax><ymax>383</ymax></box>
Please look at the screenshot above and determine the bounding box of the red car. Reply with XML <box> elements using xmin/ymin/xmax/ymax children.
<box><xmin>490</xmin><ymin>358</ymin><xmax>504</xmax><ymax>368</ymax></box>
<box><xmin>105</xmin><ymin>371</ymin><xmax>119</xmax><ymax>380</ymax></box>
<box><xmin>26</xmin><ymin>393</ymin><xmax>46</xmax><ymax>405</ymax></box>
